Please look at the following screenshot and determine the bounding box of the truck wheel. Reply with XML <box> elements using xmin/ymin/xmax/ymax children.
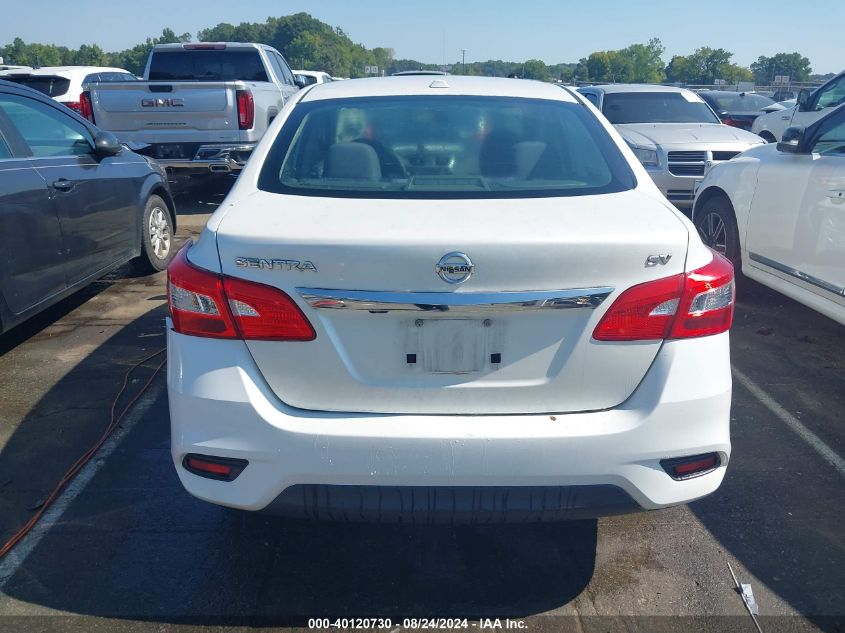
<box><xmin>133</xmin><ymin>195</ymin><xmax>175</xmax><ymax>274</ymax></box>
<box><xmin>695</xmin><ymin>195</ymin><xmax>740</xmax><ymax>267</ymax></box>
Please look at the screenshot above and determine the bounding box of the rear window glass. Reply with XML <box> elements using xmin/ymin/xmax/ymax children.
<box><xmin>148</xmin><ymin>50</ymin><xmax>268</xmax><ymax>82</ymax></box>
<box><xmin>3</xmin><ymin>76</ymin><xmax>70</xmax><ymax>98</ymax></box>
<box><xmin>603</xmin><ymin>92</ymin><xmax>720</xmax><ymax>124</ymax></box>
<box><xmin>258</xmin><ymin>95</ymin><xmax>636</xmax><ymax>199</ymax></box>
<box><xmin>703</xmin><ymin>93</ymin><xmax>775</xmax><ymax>112</ymax></box>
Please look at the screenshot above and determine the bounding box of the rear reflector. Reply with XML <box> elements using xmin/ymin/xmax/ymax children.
<box><xmin>593</xmin><ymin>250</ymin><xmax>734</xmax><ymax>341</ymax></box>
<box><xmin>183</xmin><ymin>454</ymin><xmax>248</xmax><ymax>481</ymax></box>
<box><xmin>167</xmin><ymin>243</ymin><xmax>316</xmax><ymax>341</ymax></box>
<box><xmin>661</xmin><ymin>453</ymin><xmax>721</xmax><ymax>480</ymax></box>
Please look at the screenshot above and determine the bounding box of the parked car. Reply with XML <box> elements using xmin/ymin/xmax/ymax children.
<box><xmin>752</xmin><ymin>70</ymin><xmax>845</xmax><ymax>143</ymax></box>
<box><xmin>0</xmin><ymin>80</ymin><xmax>176</xmax><ymax>334</ymax></box>
<box><xmin>0</xmin><ymin>66</ymin><xmax>136</xmax><ymax>116</ymax></box>
<box><xmin>578</xmin><ymin>84</ymin><xmax>764</xmax><ymax>212</ymax></box>
<box><xmin>697</xmin><ymin>90</ymin><xmax>777</xmax><ymax>130</ymax></box>
<box><xmin>694</xmin><ymin>103</ymin><xmax>845</xmax><ymax>325</ymax></box>
<box><xmin>84</xmin><ymin>43</ymin><xmax>300</xmax><ymax>178</ymax></box>
<box><xmin>167</xmin><ymin>76</ymin><xmax>734</xmax><ymax>522</ymax></box>
<box><xmin>292</xmin><ymin>70</ymin><xmax>333</xmax><ymax>85</ymax></box>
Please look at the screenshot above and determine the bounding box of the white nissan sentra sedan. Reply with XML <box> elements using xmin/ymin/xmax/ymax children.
<box><xmin>166</xmin><ymin>76</ymin><xmax>735</xmax><ymax>522</ymax></box>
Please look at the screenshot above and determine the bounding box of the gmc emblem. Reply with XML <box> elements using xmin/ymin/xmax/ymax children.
<box><xmin>141</xmin><ymin>98</ymin><xmax>185</xmax><ymax>108</ymax></box>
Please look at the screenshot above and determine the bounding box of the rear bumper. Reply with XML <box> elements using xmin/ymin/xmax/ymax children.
<box><xmin>167</xmin><ymin>325</ymin><xmax>732</xmax><ymax>521</ymax></box>
<box><xmin>158</xmin><ymin>143</ymin><xmax>255</xmax><ymax>173</ymax></box>
<box><xmin>646</xmin><ymin>168</ymin><xmax>699</xmax><ymax>211</ymax></box>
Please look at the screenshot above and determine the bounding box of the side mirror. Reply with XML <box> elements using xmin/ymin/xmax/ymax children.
<box><xmin>777</xmin><ymin>126</ymin><xmax>805</xmax><ymax>153</ymax></box>
<box><xmin>293</xmin><ymin>75</ymin><xmax>309</xmax><ymax>89</ymax></box>
<box><xmin>797</xmin><ymin>88</ymin><xmax>812</xmax><ymax>112</ymax></box>
<box><xmin>93</xmin><ymin>131</ymin><xmax>122</xmax><ymax>157</ymax></box>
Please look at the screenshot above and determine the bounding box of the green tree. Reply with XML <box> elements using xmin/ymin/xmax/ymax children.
<box><xmin>624</xmin><ymin>38</ymin><xmax>665</xmax><ymax>83</ymax></box>
<box><xmin>665</xmin><ymin>47</ymin><xmax>746</xmax><ymax>84</ymax></box>
<box><xmin>521</xmin><ymin>59</ymin><xmax>549</xmax><ymax>81</ymax></box>
<box><xmin>750</xmin><ymin>53</ymin><xmax>812</xmax><ymax>84</ymax></box>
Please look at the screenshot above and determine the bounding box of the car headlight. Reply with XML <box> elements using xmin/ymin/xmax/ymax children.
<box><xmin>628</xmin><ymin>144</ymin><xmax>659</xmax><ymax>167</ymax></box>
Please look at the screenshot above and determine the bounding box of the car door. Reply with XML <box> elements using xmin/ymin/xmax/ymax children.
<box><xmin>271</xmin><ymin>51</ymin><xmax>299</xmax><ymax>102</ymax></box>
<box><xmin>0</xmin><ymin>92</ymin><xmax>138</xmax><ymax>285</ymax></box>
<box><xmin>792</xmin><ymin>73</ymin><xmax>845</xmax><ymax>129</ymax></box>
<box><xmin>0</xmin><ymin>96</ymin><xmax>67</xmax><ymax>316</ymax></box>
<box><xmin>791</xmin><ymin>108</ymin><xmax>845</xmax><ymax>305</ymax></box>
<box><xmin>746</xmin><ymin>107</ymin><xmax>845</xmax><ymax>307</ymax></box>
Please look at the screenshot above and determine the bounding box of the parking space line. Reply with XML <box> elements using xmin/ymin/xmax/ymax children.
<box><xmin>732</xmin><ymin>365</ymin><xmax>845</xmax><ymax>478</ymax></box>
<box><xmin>0</xmin><ymin>380</ymin><xmax>165</xmax><ymax>589</ymax></box>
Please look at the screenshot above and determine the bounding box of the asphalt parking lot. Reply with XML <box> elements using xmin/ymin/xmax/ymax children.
<box><xmin>0</xmin><ymin>187</ymin><xmax>843</xmax><ymax>633</ymax></box>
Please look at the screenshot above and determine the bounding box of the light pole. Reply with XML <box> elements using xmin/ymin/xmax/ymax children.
<box><xmin>461</xmin><ymin>48</ymin><xmax>467</xmax><ymax>75</ymax></box>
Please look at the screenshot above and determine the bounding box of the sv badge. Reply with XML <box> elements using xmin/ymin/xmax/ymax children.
<box><xmin>645</xmin><ymin>254</ymin><xmax>672</xmax><ymax>267</ymax></box>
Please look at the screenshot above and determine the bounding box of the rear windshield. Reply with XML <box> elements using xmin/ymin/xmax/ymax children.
<box><xmin>148</xmin><ymin>50</ymin><xmax>268</xmax><ymax>82</ymax></box>
<box><xmin>603</xmin><ymin>92</ymin><xmax>720</xmax><ymax>124</ymax></box>
<box><xmin>3</xmin><ymin>75</ymin><xmax>70</xmax><ymax>97</ymax></box>
<box><xmin>703</xmin><ymin>93</ymin><xmax>775</xmax><ymax>112</ymax></box>
<box><xmin>258</xmin><ymin>95</ymin><xmax>636</xmax><ymax>199</ymax></box>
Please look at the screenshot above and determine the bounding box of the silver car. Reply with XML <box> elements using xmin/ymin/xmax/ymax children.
<box><xmin>578</xmin><ymin>84</ymin><xmax>764</xmax><ymax>212</ymax></box>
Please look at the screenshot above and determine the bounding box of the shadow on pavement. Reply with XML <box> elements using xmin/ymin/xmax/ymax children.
<box><xmin>1</xmin><ymin>308</ymin><xmax>598</xmax><ymax>622</ymax></box>
<box><xmin>691</xmin><ymin>279</ymin><xmax>845</xmax><ymax>631</ymax></box>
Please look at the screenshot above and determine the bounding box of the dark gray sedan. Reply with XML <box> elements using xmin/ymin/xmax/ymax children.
<box><xmin>0</xmin><ymin>79</ymin><xmax>176</xmax><ymax>334</ymax></box>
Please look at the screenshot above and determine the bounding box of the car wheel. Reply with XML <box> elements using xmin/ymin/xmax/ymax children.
<box><xmin>695</xmin><ymin>195</ymin><xmax>740</xmax><ymax>267</ymax></box>
<box><xmin>133</xmin><ymin>195</ymin><xmax>175</xmax><ymax>274</ymax></box>
<box><xmin>759</xmin><ymin>131</ymin><xmax>777</xmax><ymax>144</ymax></box>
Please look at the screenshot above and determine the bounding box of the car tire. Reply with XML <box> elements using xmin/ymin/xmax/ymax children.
<box><xmin>759</xmin><ymin>131</ymin><xmax>777</xmax><ymax>143</ymax></box>
<box><xmin>132</xmin><ymin>195</ymin><xmax>175</xmax><ymax>274</ymax></box>
<box><xmin>695</xmin><ymin>195</ymin><xmax>741</xmax><ymax>268</ymax></box>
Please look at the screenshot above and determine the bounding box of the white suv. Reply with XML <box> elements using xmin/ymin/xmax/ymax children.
<box><xmin>0</xmin><ymin>66</ymin><xmax>136</xmax><ymax>116</ymax></box>
<box><xmin>166</xmin><ymin>77</ymin><xmax>734</xmax><ymax>522</ymax></box>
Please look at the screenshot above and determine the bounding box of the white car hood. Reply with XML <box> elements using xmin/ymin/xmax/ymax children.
<box><xmin>616</xmin><ymin>123</ymin><xmax>764</xmax><ymax>147</ymax></box>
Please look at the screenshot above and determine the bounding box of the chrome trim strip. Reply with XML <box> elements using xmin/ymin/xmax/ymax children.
<box><xmin>749</xmin><ymin>252</ymin><xmax>845</xmax><ymax>297</ymax></box>
<box><xmin>295</xmin><ymin>287</ymin><xmax>614</xmax><ymax>312</ymax></box>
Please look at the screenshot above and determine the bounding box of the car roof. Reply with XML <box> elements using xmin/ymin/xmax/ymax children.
<box><xmin>300</xmin><ymin>75</ymin><xmax>578</xmax><ymax>102</ymax></box>
<box><xmin>0</xmin><ymin>66</ymin><xmax>130</xmax><ymax>78</ymax></box>
<box><xmin>0</xmin><ymin>78</ymin><xmax>100</xmax><ymax>126</ymax></box>
<box><xmin>152</xmin><ymin>42</ymin><xmax>264</xmax><ymax>50</ymax></box>
<box><xmin>293</xmin><ymin>70</ymin><xmax>328</xmax><ymax>77</ymax></box>
<box><xmin>582</xmin><ymin>84</ymin><xmax>697</xmax><ymax>95</ymax></box>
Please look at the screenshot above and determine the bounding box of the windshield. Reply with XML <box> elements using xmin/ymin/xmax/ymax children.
<box><xmin>148</xmin><ymin>50</ymin><xmax>268</xmax><ymax>81</ymax></box>
<box><xmin>258</xmin><ymin>95</ymin><xmax>636</xmax><ymax>199</ymax></box>
<box><xmin>3</xmin><ymin>75</ymin><xmax>70</xmax><ymax>97</ymax></box>
<box><xmin>603</xmin><ymin>92</ymin><xmax>720</xmax><ymax>124</ymax></box>
<box><xmin>704</xmin><ymin>93</ymin><xmax>776</xmax><ymax>112</ymax></box>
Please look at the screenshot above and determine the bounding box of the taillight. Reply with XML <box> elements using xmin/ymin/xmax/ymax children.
<box><xmin>593</xmin><ymin>251</ymin><xmax>734</xmax><ymax>341</ymax></box>
<box><xmin>721</xmin><ymin>117</ymin><xmax>742</xmax><ymax>129</ymax></box>
<box><xmin>236</xmin><ymin>89</ymin><xmax>254</xmax><ymax>130</ymax></box>
<box><xmin>167</xmin><ymin>244</ymin><xmax>315</xmax><ymax>341</ymax></box>
<box><xmin>79</xmin><ymin>92</ymin><xmax>94</xmax><ymax>123</ymax></box>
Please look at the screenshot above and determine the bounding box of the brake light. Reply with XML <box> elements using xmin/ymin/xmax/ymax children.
<box><xmin>167</xmin><ymin>244</ymin><xmax>315</xmax><ymax>341</ymax></box>
<box><xmin>182</xmin><ymin>43</ymin><xmax>227</xmax><ymax>50</ymax></box>
<box><xmin>593</xmin><ymin>250</ymin><xmax>734</xmax><ymax>341</ymax></box>
<box><xmin>79</xmin><ymin>91</ymin><xmax>94</xmax><ymax>123</ymax></box>
<box><xmin>236</xmin><ymin>89</ymin><xmax>254</xmax><ymax>130</ymax></box>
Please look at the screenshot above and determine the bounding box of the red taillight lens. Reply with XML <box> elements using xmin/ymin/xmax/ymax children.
<box><xmin>224</xmin><ymin>277</ymin><xmax>316</xmax><ymax>341</ymax></box>
<box><xmin>236</xmin><ymin>89</ymin><xmax>254</xmax><ymax>130</ymax></box>
<box><xmin>65</xmin><ymin>101</ymin><xmax>82</xmax><ymax>113</ymax></box>
<box><xmin>593</xmin><ymin>250</ymin><xmax>734</xmax><ymax>342</ymax></box>
<box><xmin>167</xmin><ymin>243</ymin><xmax>315</xmax><ymax>341</ymax></box>
<box><xmin>79</xmin><ymin>91</ymin><xmax>94</xmax><ymax>123</ymax></box>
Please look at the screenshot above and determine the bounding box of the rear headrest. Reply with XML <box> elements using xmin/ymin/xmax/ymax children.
<box><xmin>325</xmin><ymin>142</ymin><xmax>382</xmax><ymax>180</ymax></box>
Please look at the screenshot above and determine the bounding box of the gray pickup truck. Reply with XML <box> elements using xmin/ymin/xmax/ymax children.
<box><xmin>86</xmin><ymin>42</ymin><xmax>301</xmax><ymax>176</ymax></box>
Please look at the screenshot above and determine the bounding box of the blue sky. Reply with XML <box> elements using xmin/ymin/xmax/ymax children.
<box><xmin>3</xmin><ymin>0</ymin><xmax>843</xmax><ymax>73</ymax></box>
